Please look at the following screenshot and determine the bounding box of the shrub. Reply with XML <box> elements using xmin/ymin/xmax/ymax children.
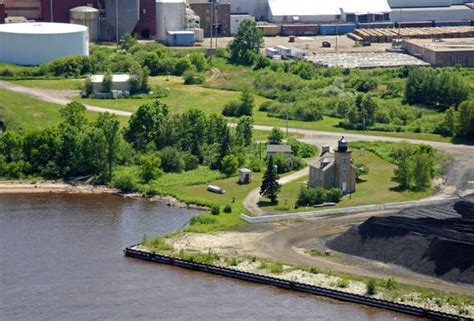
<box><xmin>183</xmin><ymin>69</ymin><xmax>205</xmax><ymax>85</ymax></box>
<box><xmin>143</xmin><ymin>236</ymin><xmax>173</xmax><ymax>252</ymax></box>
<box><xmin>183</xmin><ymin>153</ymin><xmax>199</xmax><ymax>171</ymax></box>
<box><xmin>159</xmin><ymin>146</ymin><xmax>185</xmax><ymax>173</ymax></box>
<box><xmin>211</xmin><ymin>205</ymin><xmax>220</xmax><ymax>215</ymax></box>
<box><xmin>220</xmin><ymin>154</ymin><xmax>239</xmax><ymax>176</ymax></box>
<box><xmin>366</xmin><ymin>278</ymin><xmax>377</xmax><ymax>295</ymax></box>
<box><xmin>190</xmin><ymin>215</ymin><xmax>217</xmax><ymax>225</ymax></box>
<box><xmin>336</xmin><ymin>277</ymin><xmax>350</xmax><ymax>288</ymax></box>
<box><xmin>139</xmin><ymin>154</ymin><xmax>162</xmax><ymax>183</ymax></box>
<box><xmin>380</xmin><ymin>278</ymin><xmax>399</xmax><ymax>290</ymax></box>
<box><xmin>111</xmin><ymin>169</ymin><xmax>139</xmax><ymax>192</ymax></box>
<box><xmin>223</xmin><ymin>204</ymin><xmax>232</xmax><ymax>213</ymax></box>
<box><xmin>270</xmin><ymin>262</ymin><xmax>284</xmax><ymax>274</ymax></box>
<box><xmin>296</xmin><ymin>186</ymin><xmax>342</xmax><ymax>207</ymax></box>
<box><xmin>307</xmin><ymin>266</ymin><xmax>320</xmax><ymax>274</ymax></box>
<box><xmin>222</xmin><ymin>101</ymin><xmax>240</xmax><ymax>117</ymax></box>
<box><xmin>225</xmin><ymin>257</ymin><xmax>241</xmax><ymax>266</ymax></box>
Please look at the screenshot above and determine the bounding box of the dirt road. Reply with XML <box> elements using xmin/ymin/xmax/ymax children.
<box><xmin>257</xmin><ymin>211</ymin><xmax>474</xmax><ymax>296</ymax></box>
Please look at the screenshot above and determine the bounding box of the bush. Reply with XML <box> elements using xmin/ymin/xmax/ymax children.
<box><xmin>183</xmin><ymin>69</ymin><xmax>205</xmax><ymax>85</ymax></box>
<box><xmin>220</xmin><ymin>154</ymin><xmax>239</xmax><ymax>177</ymax></box>
<box><xmin>296</xmin><ymin>186</ymin><xmax>342</xmax><ymax>206</ymax></box>
<box><xmin>190</xmin><ymin>215</ymin><xmax>217</xmax><ymax>225</ymax></box>
<box><xmin>143</xmin><ymin>236</ymin><xmax>173</xmax><ymax>252</ymax></box>
<box><xmin>183</xmin><ymin>153</ymin><xmax>199</xmax><ymax>171</ymax></box>
<box><xmin>159</xmin><ymin>147</ymin><xmax>185</xmax><ymax>173</ymax></box>
<box><xmin>366</xmin><ymin>278</ymin><xmax>377</xmax><ymax>295</ymax></box>
<box><xmin>211</xmin><ymin>205</ymin><xmax>220</xmax><ymax>215</ymax></box>
<box><xmin>270</xmin><ymin>262</ymin><xmax>284</xmax><ymax>274</ymax></box>
<box><xmin>336</xmin><ymin>277</ymin><xmax>350</xmax><ymax>288</ymax></box>
<box><xmin>380</xmin><ymin>278</ymin><xmax>399</xmax><ymax>290</ymax></box>
<box><xmin>111</xmin><ymin>169</ymin><xmax>139</xmax><ymax>192</ymax></box>
<box><xmin>223</xmin><ymin>204</ymin><xmax>232</xmax><ymax>213</ymax></box>
<box><xmin>222</xmin><ymin>101</ymin><xmax>240</xmax><ymax>117</ymax></box>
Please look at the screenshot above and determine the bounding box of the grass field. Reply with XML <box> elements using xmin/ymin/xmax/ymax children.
<box><xmin>4</xmin><ymin>74</ymin><xmax>451</xmax><ymax>143</ymax></box>
<box><xmin>262</xmin><ymin>148</ymin><xmax>434</xmax><ymax>213</ymax></box>
<box><xmin>10</xmin><ymin>79</ymin><xmax>84</xmax><ymax>90</ymax></box>
<box><xmin>0</xmin><ymin>88</ymin><xmax>128</xmax><ymax>130</ymax></box>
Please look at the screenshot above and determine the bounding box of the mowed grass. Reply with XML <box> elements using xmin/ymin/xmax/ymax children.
<box><xmin>0</xmin><ymin>88</ymin><xmax>128</xmax><ymax>130</ymax></box>
<box><xmin>140</xmin><ymin>165</ymin><xmax>263</xmax><ymax>232</ymax></box>
<box><xmin>180</xmin><ymin>173</ymin><xmax>263</xmax><ymax>232</ymax></box>
<box><xmin>10</xmin><ymin>79</ymin><xmax>84</xmax><ymax>90</ymax></box>
<box><xmin>80</xmin><ymin>76</ymin><xmax>254</xmax><ymax>114</ymax></box>
<box><xmin>262</xmin><ymin>148</ymin><xmax>434</xmax><ymax>213</ymax></box>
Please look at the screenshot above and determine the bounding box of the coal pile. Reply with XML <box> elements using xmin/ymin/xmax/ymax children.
<box><xmin>328</xmin><ymin>196</ymin><xmax>474</xmax><ymax>284</ymax></box>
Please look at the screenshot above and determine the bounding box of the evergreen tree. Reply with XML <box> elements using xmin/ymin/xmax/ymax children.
<box><xmin>260</xmin><ymin>156</ymin><xmax>280</xmax><ymax>203</ymax></box>
<box><xmin>235</xmin><ymin>116</ymin><xmax>253</xmax><ymax>146</ymax></box>
<box><xmin>238</xmin><ymin>89</ymin><xmax>254</xmax><ymax>116</ymax></box>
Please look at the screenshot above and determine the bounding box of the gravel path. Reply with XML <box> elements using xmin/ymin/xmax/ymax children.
<box><xmin>243</xmin><ymin>167</ymin><xmax>309</xmax><ymax>215</ymax></box>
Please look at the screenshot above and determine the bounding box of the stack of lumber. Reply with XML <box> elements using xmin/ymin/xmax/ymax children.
<box><xmin>352</xmin><ymin>26</ymin><xmax>474</xmax><ymax>43</ymax></box>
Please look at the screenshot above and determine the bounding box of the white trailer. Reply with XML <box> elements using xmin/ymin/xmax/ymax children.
<box><xmin>275</xmin><ymin>45</ymin><xmax>291</xmax><ymax>58</ymax></box>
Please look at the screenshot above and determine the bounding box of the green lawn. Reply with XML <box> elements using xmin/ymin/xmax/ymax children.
<box><xmin>136</xmin><ymin>166</ymin><xmax>264</xmax><ymax>232</ymax></box>
<box><xmin>10</xmin><ymin>79</ymin><xmax>84</xmax><ymax>90</ymax></box>
<box><xmin>0</xmin><ymin>88</ymin><xmax>128</xmax><ymax>130</ymax></box>
<box><xmin>262</xmin><ymin>148</ymin><xmax>434</xmax><ymax>213</ymax></box>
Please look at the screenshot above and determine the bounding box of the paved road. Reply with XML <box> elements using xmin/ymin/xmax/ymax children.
<box><xmin>243</xmin><ymin>167</ymin><xmax>309</xmax><ymax>215</ymax></box>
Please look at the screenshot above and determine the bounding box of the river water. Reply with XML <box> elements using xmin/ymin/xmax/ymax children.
<box><xmin>0</xmin><ymin>193</ymin><xmax>419</xmax><ymax>321</ymax></box>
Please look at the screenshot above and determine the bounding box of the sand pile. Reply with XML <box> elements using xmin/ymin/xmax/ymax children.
<box><xmin>328</xmin><ymin>196</ymin><xmax>474</xmax><ymax>284</ymax></box>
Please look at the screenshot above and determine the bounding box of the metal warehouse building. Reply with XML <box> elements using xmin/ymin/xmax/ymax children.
<box><xmin>267</xmin><ymin>0</ymin><xmax>392</xmax><ymax>24</ymax></box>
<box><xmin>0</xmin><ymin>23</ymin><xmax>89</xmax><ymax>65</ymax></box>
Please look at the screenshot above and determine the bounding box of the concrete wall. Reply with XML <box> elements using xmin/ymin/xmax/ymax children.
<box><xmin>190</xmin><ymin>3</ymin><xmax>231</xmax><ymax>37</ymax></box>
<box><xmin>241</xmin><ymin>197</ymin><xmax>458</xmax><ymax>223</ymax></box>
<box><xmin>221</xmin><ymin>0</ymin><xmax>268</xmax><ymax>20</ymax></box>
<box><xmin>103</xmin><ymin>0</ymin><xmax>140</xmax><ymax>42</ymax></box>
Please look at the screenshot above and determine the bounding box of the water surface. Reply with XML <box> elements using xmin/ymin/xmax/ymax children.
<box><xmin>0</xmin><ymin>194</ymin><xmax>420</xmax><ymax>320</ymax></box>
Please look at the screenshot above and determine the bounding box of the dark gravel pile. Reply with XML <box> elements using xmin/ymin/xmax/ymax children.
<box><xmin>328</xmin><ymin>196</ymin><xmax>474</xmax><ymax>284</ymax></box>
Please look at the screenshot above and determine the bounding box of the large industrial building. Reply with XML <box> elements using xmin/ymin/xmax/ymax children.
<box><xmin>0</xmin><ymin>0</ymin><xmax>473</xmax><ymax>45</ymax></box>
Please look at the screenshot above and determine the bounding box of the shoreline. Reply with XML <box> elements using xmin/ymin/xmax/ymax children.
<box><xmin>0</xmin><ymin>181</ymin><xmax>208</xmax><ymax>211</ymax></box>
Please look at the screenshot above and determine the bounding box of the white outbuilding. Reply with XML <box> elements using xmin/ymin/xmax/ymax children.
<box><xmin>0</xmin><ymin>23</ymin><xmax>89</xmax><ymax>66</ymax></box>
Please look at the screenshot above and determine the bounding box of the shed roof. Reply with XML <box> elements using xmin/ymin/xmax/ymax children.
<box><xmin>267</xmin><ymin>144</ymin><xmax>292</xmax><ymax>153</ymax></box>
<box><xmin>91</xmin><ymin>74</ymin><xmax>130</xmax><ymax>83</ymax></box>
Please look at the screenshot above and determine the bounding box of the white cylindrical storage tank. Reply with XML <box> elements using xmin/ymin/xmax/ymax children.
<box><xmin>156</xmin><ymin>0</ymin><xmax>186</xmax><ymax>42</ymax></box>
<box><xmin>0</xmin><ymin>23</ymin><xmax>89</xmax><ymax>66</ymax></box>
<box><xmin>70</xmin><ymin>6</ymin><xmax>99</xmax><ymax>43</ymax></box>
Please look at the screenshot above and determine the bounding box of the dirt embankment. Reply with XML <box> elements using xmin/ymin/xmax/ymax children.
<box><xmin>328</xmin><ymin>196</ymin><xmax>474</xmax><ymax>285</ymax></box>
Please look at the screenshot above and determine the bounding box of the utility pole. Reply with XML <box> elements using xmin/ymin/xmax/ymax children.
<box><xmin>50</xmin><ymin>0</ymin><xmax>54</xmax><ymax>21</ymax></box>
<box><xmin>115</xmin><ymin>0</ymin><xmax>119</xmax><ymax>46</ymax></box>
<box><xmin>210</xmin><ymin>0</ymin><xmax>214</xmax><ymax>50</ymax></box>
<box><xmin>286</xmin><ymin>104</ymin><xmax>289</xmax><ymax>137</ymax></box>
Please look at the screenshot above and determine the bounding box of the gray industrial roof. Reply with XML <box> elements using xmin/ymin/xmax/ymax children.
<box><xmin>268</xmin><ymin>0</ymin><xmax>391</xmax><ymax>16</ymax></box>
